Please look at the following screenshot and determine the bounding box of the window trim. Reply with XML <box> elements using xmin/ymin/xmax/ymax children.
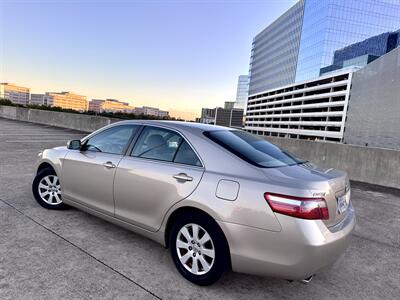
<box><xmin>129</xmin><ymin>125</ymin><xmax>204</xmax><ymax>168</ymax></box>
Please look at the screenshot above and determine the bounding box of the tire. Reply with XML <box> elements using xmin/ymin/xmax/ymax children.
<box><xmin>169</xmin><ymin>211</ymin><xmax>229</xmax><ymax>286</ymax></box>
<box><xmin>32</xmin><ymin>167</ymin><xmax>66</xmax><ymax>210</ymax></box>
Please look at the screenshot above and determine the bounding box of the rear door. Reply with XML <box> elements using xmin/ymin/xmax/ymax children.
<box><xmin>114</xmin><ymin>125</ymin><xmax>204</xmax><ymax>231</ymax></box>
<box><xmin>62</xmin><ymin>124</ymin><xmax>140</xmax><ymax>215</ymax></box>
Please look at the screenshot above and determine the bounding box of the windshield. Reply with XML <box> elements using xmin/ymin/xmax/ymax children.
<box><xmin>204</xmin><ymin>130</ymin><xmax>306</xmax><ymax>168</ymax></box>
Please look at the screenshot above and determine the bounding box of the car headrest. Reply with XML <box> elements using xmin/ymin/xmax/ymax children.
<box><xmin>146</xmin><ymin>134</ymin><xmax>166</xmax><ymax>148</ymax></box>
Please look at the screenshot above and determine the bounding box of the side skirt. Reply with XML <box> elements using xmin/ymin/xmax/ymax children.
<box><xmin>63</xmin><ymin>197</ymin><xmax>166</xmax><ymax>246</ymax></box>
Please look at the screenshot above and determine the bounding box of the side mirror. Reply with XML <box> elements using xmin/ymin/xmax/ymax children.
<box><xmin>67</xmin><ymin>139</ymin><xmax>82</xmax><ymax>150</ymax></box>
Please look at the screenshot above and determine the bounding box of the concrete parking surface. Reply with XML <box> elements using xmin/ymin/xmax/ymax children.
<box><xmin>0</xmin><ymin>117</ymin><xmax>399</xmax><ymax>299</ymax></box>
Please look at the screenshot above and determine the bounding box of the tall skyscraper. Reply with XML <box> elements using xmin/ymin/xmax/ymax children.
<box><xmin>234</xmin><ymin>75</ymin><xmax>249</xmax><ymax>110</ymax></box>
<box><xmin>249</xmin><ymin>0</ymin><xmax>305</xmax><ymax>95</ymax></box>
<box><xmin>248</xmin><ymin>0</ymin><xmax>400</xmax><ymax>95</ymax></box>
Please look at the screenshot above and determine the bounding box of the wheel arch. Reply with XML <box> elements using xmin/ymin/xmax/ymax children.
<box><xmin>164</xmin><ymin>206</ymin><xmax>231</xmax><ymax>268</ymax></box>
<box><xmin>36</xmin><ymin>162</ymin><xmax>56</xmax><ymax>174</ymax></box>
<box><xmin>35</xmin><ymin>159</ymin><xmax>63</xmax><ymax>181</ymax></box>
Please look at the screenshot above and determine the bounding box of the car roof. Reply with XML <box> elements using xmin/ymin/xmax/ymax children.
<box><xmin>110</xmin><ymin>119</ymin><xmax>235</xmax><ymax>133</ymax></box>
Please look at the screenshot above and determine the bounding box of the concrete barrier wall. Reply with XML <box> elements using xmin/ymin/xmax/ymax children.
<box><xmin>265</xmin><ymin>137</ymin><xmax>400</xmax><ymax>189</ymax></box>
<box><xmin>1</xmin><ymin>105</ymin><xmax>399</xmax><ymax>189</ymax></box>
<box><xmin>0</xmin><ymin>105</ymin><xmax>119</xmax><ymax>132</ymax></box>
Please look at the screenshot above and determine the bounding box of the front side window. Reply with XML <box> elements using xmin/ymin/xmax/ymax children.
<box><xmin>84</xmin><ymin>125</ymin><xmax>139</xmax><ymax>155</ymax></box>
<box><xmin>132</xmin><ymin>126</ymin><xmax>202</xmax><ymax>166</ymax></box>
<box><xmin>204</xmin><ymin>130</ymin><xmax>305</xmax><ymax>168</ymax></box>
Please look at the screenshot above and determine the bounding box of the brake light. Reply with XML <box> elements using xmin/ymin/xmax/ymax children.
<box><xmin>264</xmin><ymin>193</ymin><xmax>329</xmax><ymax>220</ymax></box>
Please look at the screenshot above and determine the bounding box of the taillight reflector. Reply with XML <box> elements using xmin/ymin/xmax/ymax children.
<box><xmin>264</xmin><ymin>193</ymin><xmax>329</xmax><ymax>220</ymax></box>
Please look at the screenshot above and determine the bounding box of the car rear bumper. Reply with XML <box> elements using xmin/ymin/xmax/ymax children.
<box><xmin>218</xmin><ymin>203</ymin><xmax>356</xmax><ymax>280</ymax></box>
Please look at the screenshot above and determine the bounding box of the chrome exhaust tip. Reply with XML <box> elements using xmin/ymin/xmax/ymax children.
<box><xmin>300</xmin><ymin>275</ymin><xmax>314</xmax><ymax>284</ymax></box>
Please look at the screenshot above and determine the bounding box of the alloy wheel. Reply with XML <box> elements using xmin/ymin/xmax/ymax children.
<box><xmin>176</xmin><ymin>223</ymin><xmax>215</xmax><ymax>275</ymax></box>
<box><xmin>38</xmin><ymin>175</ymin><xmax>62</xmax><ymax>205</ymax></box>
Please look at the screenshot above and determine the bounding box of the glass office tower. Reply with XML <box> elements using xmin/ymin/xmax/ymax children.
<box><xmin>248</xmin><ymin>0</ymin><xmax>400</xmax><ymax>95</ymax></box>
<box><xmin>295</xmin><ymin>0</ymin><xmax>400</xmax><ymax>82</ymax></box>
<box><xmin>234</xmin><ymin>75</ymin><xmax>249</xmax><ymax>110</ymax></box>
<box><xmin>248</xmin><ymin>0</ymin><xmax>305</xmax><ymax>95</ymax></box>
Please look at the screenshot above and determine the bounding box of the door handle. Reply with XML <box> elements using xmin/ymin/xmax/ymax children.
<box><xmin>103</xmin><ymin>161</ymin><xmax>116</xmax><ymax>169</ymax></box>
<box><xmin>173</xmin><ymin>173</ymin><xmax>193</xmax><ymax>182</ymax></box>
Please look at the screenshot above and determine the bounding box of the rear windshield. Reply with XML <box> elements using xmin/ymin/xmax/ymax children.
<box><xmin>204</xmin><ymin>130</ymin><xmax>305</xmax><ymax>168</ymax></box>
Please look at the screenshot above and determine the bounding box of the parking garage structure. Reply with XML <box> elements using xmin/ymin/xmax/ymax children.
<box><xmin>244</xmin><ymin>69</ymin><xmax>354</xmax><ymax>142</ymax></box>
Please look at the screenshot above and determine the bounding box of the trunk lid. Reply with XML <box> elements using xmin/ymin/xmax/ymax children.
<box><xmin>261</xmin><ymin>162</ymin><xmax>350</xmax><ymax>227</ymax></box>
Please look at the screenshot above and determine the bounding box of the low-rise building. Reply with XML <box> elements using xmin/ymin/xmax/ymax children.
<box><xmin>45</xmin><ymin>92</ymin><xmax>87</xmax><ymax>112</ymax></box>
<box><xmin>216</xmin><ymin>107</ymin><xmax>244</xmax><ymax>128</ymax></box>
<box><xmin>30</xmin><ymin>94</ymin><xmax>46</xmax><ymax>106</ymax></box>
<box><xmin>224</xmin><ymin>101</ymin><xmax>235</xmax><ymax>110</ymax></box>
<box><xmin>88</xmin><ymin>99</ymin><xmax>134</xmax><ymax>113</ymax></box>
<box><xmin>199</xmin><ymin>108</ymin><xmax>216</xmax><ymax>124</ymax></box>
<box><xmin>198</xmin><ymin>107</ymin><xmax>244</xmax><ymax>128</ymax></box>
<box><xmin>0</xmin><ymin>83</ymin><xmax>30</xmax><ymax>105</ymax></box>
<box><xmin>133</xmin><ymin>106</ymin><xmax>169</xmax><ymax>118</ymax></box>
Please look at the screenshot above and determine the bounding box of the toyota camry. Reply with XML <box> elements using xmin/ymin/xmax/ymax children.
<box><xmin>32</xmin><ymin>120</ymin><xmax>355</xmax><ymax>285</ymax></box>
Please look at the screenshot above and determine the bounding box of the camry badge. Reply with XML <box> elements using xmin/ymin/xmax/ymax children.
<box><xmin>313</xmin><ymin>192</ymin><xmax>326</xmax><ymax>197</ymax></box>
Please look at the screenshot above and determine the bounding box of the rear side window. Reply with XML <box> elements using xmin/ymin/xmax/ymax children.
<box><xmin>132</xmin><ymin>127</ymin><xmax>181</xmax><ymax>162</ymax></box>
<box><xmin>132</xmin><ymin>126</ymin><xmax>202</xmax><ymax>167</ymax></box>
<box><xmin>174</xmin><ymin>140</ymin><xmax>202</xmax><ymax>167</ymax></box>
<box><xmin>204</xmin><ymin>130</ymin><xmax>305</xmax><ymax>168</ymax></box>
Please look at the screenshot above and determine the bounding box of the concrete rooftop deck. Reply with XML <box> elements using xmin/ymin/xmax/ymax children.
<box><xmin>0</xmin><ymin>118</ymin><xmax>399</xmax><ymax>299</ymax></box>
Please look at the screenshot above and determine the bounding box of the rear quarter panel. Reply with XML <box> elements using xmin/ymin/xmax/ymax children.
<box><xmin>159</xmin><ymin>170</ymin><xmax>283</xmax><ymax>235</ymax></box>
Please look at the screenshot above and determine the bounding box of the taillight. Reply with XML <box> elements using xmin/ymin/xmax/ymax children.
<box><xmin>264</xmin><ymin>193</ymin><xmax>329</xmax><ymax>220</ymax></box>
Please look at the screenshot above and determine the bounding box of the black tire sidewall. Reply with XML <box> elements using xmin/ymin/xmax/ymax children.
<box><xmin>32</xmin><ymin>167</ymin><xmax>66</xmax><ymax>210</ymax></box>
<box><xmin>169</xmin><ymin>212</ymin><xmax>228</xmax><ymax>286</ymax></box>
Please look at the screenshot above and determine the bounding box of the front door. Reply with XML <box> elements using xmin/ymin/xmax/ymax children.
<box><xmin>62</xmin><ymin>124</ymin><xmax>140</xmax><ymax>215</ymax></box>
<box><xmin>114</xmin><ymin>125</ymin><xmax>204</xmax><ymax>231</ymax></box>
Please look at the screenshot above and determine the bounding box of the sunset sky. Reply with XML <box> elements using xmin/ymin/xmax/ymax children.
<box><xmin>0</xmin><ymin>0</ymin><xmax>296</xmax><ymax>120</ymax></box>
